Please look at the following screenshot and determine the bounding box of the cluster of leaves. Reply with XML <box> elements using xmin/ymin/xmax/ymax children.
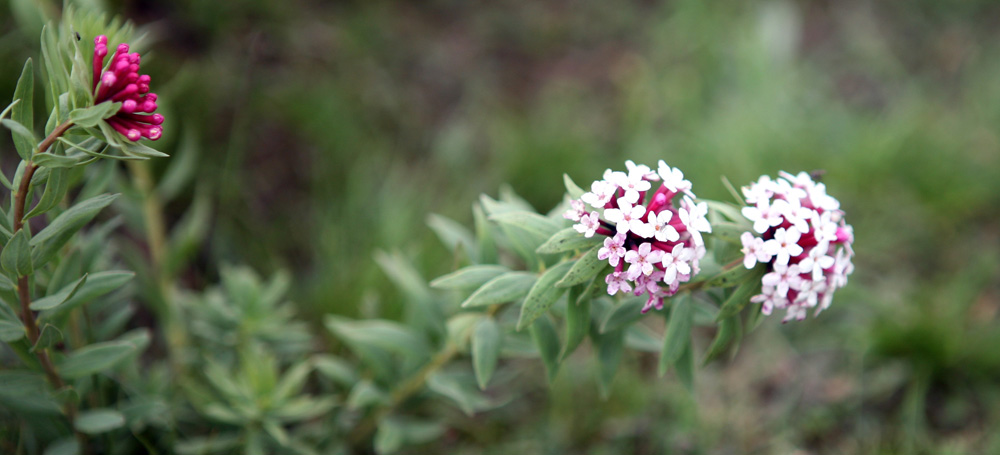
<box><xmin>426</xmin><ymin>177</ymin><xmax>769</xmax><ymax>398</ymax></box>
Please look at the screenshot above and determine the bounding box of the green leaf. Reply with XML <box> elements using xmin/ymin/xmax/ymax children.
<box><xmin>57</xmin><ymin>339</ymin><xmax>142</xmax><ymax>378</ymax></box>
<box><xmin>427</xmin><ymin>213</ymin><xmax>477</xmax><ymax>263</ymax></box>
<box><xmin>710</xmin><ymin>222</ymin><xmax>749</xmax><ymax>246</ymax></box>
<box><xmin>593</xmin><ymin>328</ymin><xmax>625</xmax><ymax>399</ymax></box>
<box><xmin>325</xmin><ymin>316</ymin><xmax>430</xmax><ymax>359</ymax></box>
<box><xmin>426</xmin><ymin>371</ymin><xmax>494</xmax><ymax>415</ymax></box>
<box><xmin>624</xmin><ymin>324</ymin><xmax>662</xmax><ymax>352</ymax></box>
<box><xmin>715</xmin><ymin>270</ymin><xmax>765</xmax><ymax>320</ymax></box>
<box><xmin>1</xmin><ymin>230</ymin><xmax>33</xmax><ymax>276</ymax></box>
<box><xmin>472</xmin><ymin>202</ymin><xmax>498</xmax><ymax>264</ymax></box>
<box><xmin>561</xmin><ymin>287</ymin><xmax>591</xmax><ymax>360</ymax></box>
<box><xmin>11</xmin><ymin>59</ymin><xmax>34</xmax><ymax>161</ymax></box>
<box><xmin>24</xmin><ymin>168</ymin><xmax>71</xmax><ymax>219</ymax></box>
<box><xmin>175</xmin><ymin>434</ymin><xmax>242</xmax><ymax>455</ymax></box>
<box><xmin>536</xmin><ymin>228</ymin><xmax>603</xmax><ymax>254</ymax></box>
<box><xmin>516</xmin><ymin>261</ymin><xmax>574</xmax><ymax>330</ymax></box>
<box><xmin>272</xmin><ymin>396</ymin><xmax>337</xmax><ymax>422</ymax></box>
<box><xmin>674</xmin><ymin>338</ymin><xmax>695</xmax><ymax>392</ymax></box>
<box><xmin>30</xmin><ymin>324</ymin><xmax>62</xmax><ymax>352</ymax></box>
<box><xmin>2</xmin><ymin>119</ymin><xmax>38</xmax><ymax>159</ymax></box>
<box><xmin>471</xmin><ymin>318</ymin><xmax>501</xmax><ymax>390</ymax></box>
<box><xmin>42</xmin><ymin>438</ymin><xmax>79</xmax><ymax>455</ymax></box>
<box><xmin>659</xmin><ymin>293</ymin><xmax>693</xmax><ymax>377</ymax></box>
<box><xmin>30</xmin><ymin>193</ymin><xmax>119</xmax><ymax>259</ymax></box>
<box><xmin>31</xmin><ymin>274</ymin><xmax>87</xmax><ymax>311</ymax></box>
<box><xmin>68</xmin><ymin>102</ymin><xmax>121</xmax><ymax>128</ymax></box>
<box><xmin>600</xmin><ymin>296</ymin><xmax>648</xmax><ymax>333</ymax></box>
<box><xmin>699</xmin><ymin>264</ymin><xmax>756</xmax><ymax>288</ymax></box>
<box><xmin>273</xmin><ymin>361</ymin><xmax>313</xmax><ymax>402</ymax></box>
<box><xmin>0</xmin><ymin>371</ymin><xmax>61</xmax><ymax>414</ymax></box>
<box><xmin>313</xmin><ymin>355</ymin><xmax>358</xmax><ymax>387</ymax></box>
<box><xmin>461</xmin><ymin>271</ymin><xmax>536</xmax><ymax>308</ymax></box>
<box><xmin>117</xmin><ymin>140</ymin><xmax>169</xmax><ymax>159</ymax></box>
<box><xmin>703</xmin><ymin>316</ymin><xmax>741</xmax><ymax>364</ymax></box>
<box><xmin>32</xmin><ymin>152</ymin><xmax>88</xmax><ymax>169</ymax></box>
<box><xmin>563</xmin><ymin>173</ymin><xmax>586</xmax><ymax>200</ymax></box>
<box><xmin>40</xmin><ymin>271</ymin><xmax>134</xmax><ymax>320</ymax></box>
<box><xmin>0</xmin><ymin>320</ymin><xmax>25</xmax><ymax>342</ymax></box>
<box><xmin>529</xmin><ymin>315</ymin><xmax>561</xmax><ymax>382</ymax></box>
<box><xmin>490</xmin><ymin>211</ymin><xmax>562</xmax><ymax>240</ymax></box>
<box><xmin>75</xmin><ymin>408</ymin><xmax>125</xmax><ymax>435</ymax></box>
<box><xmin>555</xmin><ymin>245</ymin><xmax>606</xmax><ymax>288</ymax></box>
<box><xmin>374</xmin><ymin>418</ymin><xmax>405</xmax><ymax>455</ymax></box>
<box><xmin>346</xmin><ymin>380</ymin><xmax>389</xmax><ymax>410</ymax></box>
<box><xmin>375</xmin><ymin>417</ymin><xmax>445</xmax><ymax>455</ymax></box>
<box><xmin>430</xmin><ymin>265</ymin><xmax>508</xmax><ymax>290</ymax></box>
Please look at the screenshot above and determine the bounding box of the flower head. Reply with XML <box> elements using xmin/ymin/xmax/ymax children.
<box><xmin>565</xmin><ymin>161</ymin><xmax>709</xmax><ymax>312</ymax></box>
<box><xmin>740</xmin><ymin>171</ymin><xmax>854</xmax><ymax>321</ymax></box>
<box><xmin>92</xmin><ymin>35</ymin><xmax>163</xmax><ymax>141</ymax></box>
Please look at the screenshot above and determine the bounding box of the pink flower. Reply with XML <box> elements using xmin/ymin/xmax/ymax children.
<box><xmin>92</xmin><ymin>35</ymin><xmax>163</xmax><ymax>141</ymax></box>
<box><xmin>597</xmin><ymin>233</ymin><xmax>627</xmax><ymax>267</ymax></box>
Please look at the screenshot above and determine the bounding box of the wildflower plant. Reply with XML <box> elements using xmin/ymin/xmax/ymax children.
<box><xmin>0</xmin><ymin>8</ymin><xmax>167</xmax><ymax>453</ymax></box>
<box><xmin>428</xmin><ymin>161</ymin><xmax>855</xmax><ymax>399</ymax></box>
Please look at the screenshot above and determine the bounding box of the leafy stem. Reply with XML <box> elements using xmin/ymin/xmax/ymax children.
<box><xmin>10</xmin><ymin>120</ymin><xmax>88</xmax><ymax>450</ymax></box>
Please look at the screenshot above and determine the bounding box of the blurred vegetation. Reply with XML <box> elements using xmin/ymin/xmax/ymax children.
<box><xmin>2</xmin><ymin>0</ymin><xmax>1000</xmax><ymax>453</ymax></box>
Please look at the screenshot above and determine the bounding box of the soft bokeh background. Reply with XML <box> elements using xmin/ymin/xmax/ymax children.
<box><xmin>3</xmin><ymin>0</ymin><xmax>1000</xmax><ymax>453</ymax></box>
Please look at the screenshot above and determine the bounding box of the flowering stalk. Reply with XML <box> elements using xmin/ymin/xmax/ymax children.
<box><xmin>564</xmin><ymin>160</ymin><xmax>712</xmax><ymax>313</ymax></box>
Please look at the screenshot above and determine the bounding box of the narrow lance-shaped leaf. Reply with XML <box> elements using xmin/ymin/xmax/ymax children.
<box><xmin>703</xmin><ymin>315</ymin><xmax>741</xmax><ymax>365</ymax></box>
<box><xmin>563</xmin><ymin>173</ymin><xmax>586</xmax><ymax>200</ymax></box>
<box><xmin>516</xmin><ymin>260</ymin><xmax>575</xmax><ymax>330</ymax></box>
<box><xmin>427</xmin><ymin>213</ymin><xmax>477</xmax><ymax>263</ymax></box>
<box><xmin>11</xmin><ymin>59</ymin><xmax>33</xmax><ymax>161</ymax></box>
<box><xmin>461</xmin><ymin>271</ymin><xmax>536</xmax><ymax>308</ymax></box>
<box><xmin>600</xmin><ymin>296</ymin><xmax>649</xmax><ymax>334</ymax></box>
<box><xmin>529</xmin><ymin>315</ymin><xmax>561</xmax><ymax>383</ymax></box>
<box><xmin>24</xmin><ymin>168</ymin><xmax>71</xmax><ymax>219</ymax></box>
<box><xmin>561</xmin><ymin>285</ymin><xmax>591</xmax><ymax>360</ymax></box>
<box><xmin>30</xmin><ymin>274</ymin><xmax>87</xmax><ymax>310</ymax></box>
<box><xmin>593</xmin><ymin>328</ymin><xmax>625</xmax><ymax>399</ymax></box>
<box><xmin>716</xmin><ymin>269</ymin><xmax>765</xmax><ymax>320</ymax></box>
<box><xmin>659</xmin><ymin>293</ymin><xmax>693</xmax><ymax>377</ymax></box>
<box><xmin>471</xmin><ymin>318</ymin><xmax>501</xmax><ymax>390</ymax></box>
<box><xmin>58</xmin><ymin>339</ymin><xmax>143</xmax><ymax>378</ymax></box>
<box><xmin>536</xmin><ymin>228</ymin><xmax>602</xmax><ymax>254</ymax></box>
<box><xmin>68</xmin><ymin>102</ymin><xmax>121</xmax><ymax>128</ymax></box>
<box><xmin>1</xmin><ymin>230</ymin><xmax>33</xmax><ymax>277</ymax></box>
<box><xmin>75</xmin><ymin>409</ymin><xmax>126</xmax><ymax>435</ymax></box>
<box><xmin>556</xmin><ymin>244</ymin><xmax>606</xmax><ymax>288</ymax></box>
<box><xmin>430</xmin><ymin>265</ymin><xmax>508</xmax><ymax>290</ymax></box>
<box><xmin>40</xmin><ymin>271</ymin><xmax>134</xmax><ymax>321</ymax></box>
<box><xmin>30</xmin><ymin>324</ymin><xmax>62</xmax><ymax>352</ymax></box>
<box><xmin>30</xmin><ymin>194</ymin><xmax>120</xmax><ymax>267</ymax></box>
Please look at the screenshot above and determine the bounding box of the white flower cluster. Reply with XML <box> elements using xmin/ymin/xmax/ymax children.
<box><xmin>739</xmin><ymin>172</ymin><xmax>854</xmax><ymax>322</ymax></box>
<box><xmin>564</xmin><ymin>161</ymin><xmax>711</xmax><ymax>313</ymax></box>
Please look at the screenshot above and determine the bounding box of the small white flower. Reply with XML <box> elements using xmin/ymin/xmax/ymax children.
<box><xmin>797</xmin><ymin>241</ymin><xmax>835</xmax><ymax>281</ymax></box>
<box><xmin>604</xmin><ymin>199</ymin><xmax>648</xmax><ymax>236</ymax></box>
<box><xmin>751</xmin><ymin>286</ymin><xmax>787</xmax><ymax>316</ymax></box>
<box><xmin>783</xmin><ymin>304</ymin><xmax>808</xmax><ymax>323</ymax></box>
<box><xmin>741</xmin><ymin>198</ymin><xmax>789</xmax><ymax>234</ymax></box>
<box><xmin>597</xmin><ymin>233</ymin><xmax>627</xmax><ymax>267</ymax></box>
<box><xmin>573</xmin><ymin>211</ymin><xmax>601</xmax><ymax>238</ymax></box>
<box><xmin>605</xmin><ymin>271</ymin><xmax>632</xmax><ymax>296</ymax></box>
<box><xmin>626</xmin><ymin>160</ymin><xmax>658</xmax><ymax>181</ymax></box>
<box><xmin>581</xmin><ymin>180</ymin><xmax>616</xmax><ymax>209</ymax></box>
<box><xmin>742</xmin><ymin>176</ymin><xmax>775</xmax><ymax>205</ymax></box>
<box><xmin>646</xmin><ymin>210</ymin><xmax>679</xmax><ymax>242</ymax></box>
<box><xmin>611</xmin><ymin>169</ymin><xmax>651</xmax><ymax>205</ymax></box>
<box><xmin>810</xmin><ymin>211</ymin><xmax>839</xmax><ymax>244</ymax></box>
<box><xmin>794</xmin><ymin>279</ymin><xmax>827</xmax><ymax>308</ymax></box>
<box><xmin>679</xmin><ymin>197</ymin><xmax>712</xmax><ymax>233</ymax></box>
<box><xmin>761</xmin><ymin>263</ymin><xmax>802</xmax><ymax>297</ymax></box>
<box><xmin>657</xmin><ymin>160</ymin><xmax>693</xmax><ymax>196</ymax></box>
<box><xmin>763</xmin><ymin>227</ymin><xmax>804</xmax><ymax>266</ymax></box>
<box><xmin>563</xmin><ymin>199</ymin><xmax>586</xmax><ymax>222</ymax></box>
<box><xmin>782</xmin><ymin>197</ymin><xmax>814</xmax><ymax>233</ymax></box>
<box><xmin>773</xmin><ymin>177</ymin><xmax>807</xmax><ymax>200</ymax></box>
<box><xmin>740</xmin><ymin>231</ymin><xmax>771</xmax><ymax>269</ymax></box>
<box><xmin>661</xmin><ymin>243</ymin><xmax>693</xmax><ymax>285</ymax></box>
<box><xmin>624</xmin><ymin>242</ymin><xmax>664</xmax><ymax>280</ymax></box>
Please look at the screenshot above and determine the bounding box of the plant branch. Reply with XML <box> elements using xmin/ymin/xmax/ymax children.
<box><xmin>9</xmin><ymin>120</ymin><xmax>87</xmax><ymax>451</ymax></box>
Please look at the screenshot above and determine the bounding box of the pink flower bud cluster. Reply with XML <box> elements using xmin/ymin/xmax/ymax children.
<box><xmin>739</xmin><ymin>172</ymin><xmax>854</xmax><ymax>322</ymax></box>
<box><xmin>91</xmin><ymin>35</ymin><xmax>163</xmax><ymax>141</ymax></box>
<box><xmin>564</xmin><ymin>161</ymin><xmax>711</xmax><ymax>314</ymax></box>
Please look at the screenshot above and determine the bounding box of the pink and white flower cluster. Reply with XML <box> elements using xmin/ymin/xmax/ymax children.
<box><xmin>739</xmin><ymin>172</ymin><xmax>854</xmax><ymax>322</ymax></box>
<box><xmin>564</xmin><ymin>161</ymin><xmax>711</xmax><ymax>313</ymax></box>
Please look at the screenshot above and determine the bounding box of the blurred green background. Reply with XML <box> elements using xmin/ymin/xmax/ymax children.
<box><xmin>3</xmin><ymin>0</ymin><xmax>1000</xmax><ymax>453</ymax></box>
